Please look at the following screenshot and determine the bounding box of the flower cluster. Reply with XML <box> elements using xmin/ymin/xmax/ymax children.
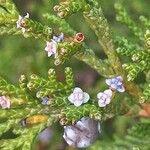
<box><xmin>44</xmin><ymin>33</ymin><xmax>64</xmax><ymax>57</ymax></box>
<box><xmin>63</xmin><ymin>117</ymin><xmax>100</xmax><ymax>148</ymax></box>
<box><xmin>0</xmin><ymin>96</ymin><xmax>11</xmax><ymax>109</ymax></box>
<box><xmin>16</xmin><ymin>13</ymin><xmax>29</xmax><ymax>33</ymax></box>
<box><xmin>68</xmin><ymin>76</ymin><xmax>125</xmax><ymax>108</ymax></box>
<box><xmin>44</xmin><ymin>32</ymin><xmax>85</xmax><ymax>58</ymax></box>
<box><xmin>97</xmin><ymin>76</ymin><xmax>125</xmax><ymax>107</ymax></box>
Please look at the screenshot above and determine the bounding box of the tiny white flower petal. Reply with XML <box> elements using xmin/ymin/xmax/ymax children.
<box><xmin>117</xmin><ymin>81</ymin><xmax>123</xmax><ymax>85</ymax></box>
<box><xmin>51</xmin><ymin>39</ymin><xmax>57</xmax><ymax>44</ymax></box>
<box><xmin>53</xmin><ymin>36</ymin><xmax>58</xmax><ymax>42</ymax></box>
<box><xmin>16</xmin><ymin>21</ymin><xmax>21</xmax><ymax>28</ymax></box>
<box><xmin>104</xmin><ymin>89</ymin><xmax>113</xmax><ymax>97</ymax></box>
<box><xmin>63</xmin><ymin>133</ymin><xmax>75</xmax><ymax>146</ymax></box>
<box><xmin>22</xmin><ymin>28</ymin><xmax>26</xmax><ymax>33</ymax></box>
<box><xmin>77</xmin><ymin>139</ymin><xmax>91</xmax><ymax>148</ymax></box>
<box><xmin>105</xmin><ymin>79</ymin><xmax>112</xmax><ymax>85</ymax></box>
<box><xmin>52</xmin><ymin>46</ymin><xmax>57</xmax><ymax>53</ymax></box>
<box><xmin>98</xmin><ymin>97</ymin><xmax>105</xmax><ymax>103</ymax></box>
<box><xmin>74</xmin><ymin>87</ymin><xmax>83</xmax><ymax>93</ymax></box>
<box><xmin>105</xmin><ymin>98</ymin><xmax>111</xmax><ymax>104</ymax></box>
<box><xmin>117</xmin><ymin>86</ymin><xmax>125</xmax><ymax>93</ymax></box>
<box><xmin>44</xmin><ymin>47</ymin><xmax>48</xmax><ymax>51</ymax></box>
<box><xmin>83</xmin><ymin>92</ymin><xmax>90</xmax><ymax>103</ymax></box>
<box><xmin>116</xmin><ymin>76</ymin><xmax>123</xmax><ymax>81</ymax></box>
<box><xmin>98</xmin><ymin>122</ymin><xmax>101</xmax><ymax>133</ymax></box>
<box><xmin>113</xmin><ymin>78</ymin><xmax>118</xmax><ymax>83</ymax></box>
<box><xmin>45</xmin><ymin>42</ymin><xmax>49</xmax><ymax>49</ymax></box>
<box><xmin>111</xmin><ymin>83</ymin><xmax>117</xmax><ymax>89</ymax></box>
<box><xmin>74</xmin><ymin>100</ymin><xmax>83</xmax><ymax>107</ymax></box>
<box><xmin>68</xmin><ymin>93</ymin><xmax>75</xmax><ymax>103</ymax></box>
<box><xmin>65</xmin><ymin>127</ymin><xmax>76</xmax><ymax>139</ymax></box>
<box><xmin>98</xmin><ymin>101</ymin><xmax>106</xmax><ymax>107</ymax></box>
<box><xmin>48</xmin><ymin>52</ymin><xmax>53</xmax><ymax>57</ymax></box>
<box><xmin>19</xmin><ymin>15</ymin><xmax>22</xmax><ymax>20</ymax></box>
<box><xmin>25</xmin><ymin>13</ymin><xmax>29</xmax><ymax>18</ymax></box>
<box><xmin>7</xmin><ymin>101</ymin><xmax>11</xmax><ymax>108</ymax></box>
<box><xmin>97</xmin><ymin>92</ymin><xmax>103</xmax><ymax>99</ymax></box>
<box><xmin>79</xmin><ymin>117</ymin><xmax>93</xmax><ymax>130</ymax></box>
<box><xmin>46</xmin><ymin>41</ymin><xmax>49</xmax><ymax>45</ymax></box>
<box><xmin>64</xmin><ymin>137</ymin><xmax>74</xmax><ymax>146</ymax></box>
<box><xmin>54</xmin><ymin>52</ymin><xmax>58</xmax><ymax>58</ymax></box>
<box><xmin>76</xmin><ymin>121</ymin><xmax>86</xmax><ymax>130</ymax></box>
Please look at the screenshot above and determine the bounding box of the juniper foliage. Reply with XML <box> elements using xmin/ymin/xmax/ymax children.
<box><xmin>0</xmin><ymin>0</ymin><xmax>150</xmax><ymax>149</ymax></box>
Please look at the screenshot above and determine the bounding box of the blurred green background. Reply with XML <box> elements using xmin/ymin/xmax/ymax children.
<box><xmin>0</xmin><ymin>0</ymin><xmax>149</xmax><ymax>149</ymax></box>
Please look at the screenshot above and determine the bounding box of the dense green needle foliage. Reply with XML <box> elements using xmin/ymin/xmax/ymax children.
<box><xmin>0</xmin><ymin>0</ymin><xmax>150</xmax><ymax>149</ymax></box>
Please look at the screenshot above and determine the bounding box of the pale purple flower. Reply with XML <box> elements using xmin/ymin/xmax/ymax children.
<box><xmin>0</xmin><ymin>96</ymin><xmax>11</xmax><ymax>109</ymax></box>
<box><xmin>16</xmin><ymin>13</ymin><xmax>29</xmax><ymax>33</ymax></box>
<box><xmin>52</xmin><ymin>33</ymin><xmax>64</xmax><ymax>43</ymax></box>
<box><xmin>44</xmin><ymin>33</ymin><xmax>64</xmax><ymax>57</ymax></box>
<box><xmin>97</xmin><ymin>89</ymin><xmax>113</xmax><ymax>107</ymax></box>
<box><xmin>45</xmin><ymin>41</ymin><xmax>57</xmax><ymax>57</ymax></box>
<box><xmin>63</xmin><ymin>117</ymin><xmax>100</xmax><ymax>148</ymax></box>
<box><xmin>105</xmin><ymin>76</ymin><xmax>125</xmax><ymax>92</ymax></box>
<box><xmin>68</xmin><ymin>87</ymin><xmax>90</xmax><ymax>107</ymax></box>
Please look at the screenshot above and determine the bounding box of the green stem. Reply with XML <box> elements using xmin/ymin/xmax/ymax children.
<box><xmin>83</xmin><ymin>4</ymin><xmax>144</xmax><ymax>102</ymax></box>
<box><xmin>75</xmin><ymin>49</ymin><xmax>114</xmax><ymax>78</ymax></box>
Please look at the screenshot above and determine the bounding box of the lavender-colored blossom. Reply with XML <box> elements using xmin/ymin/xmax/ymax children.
<box><xmin>68</xmin><ymin>87</ymin><xmax>90</xmax><ymax>107</ymax></box>
<box><xmin>0</xmin><ymin>96</ymin><xmax>11</xmax><ymax>109</ymax></box>
<box><xmin>97</xmin><ymin>89</ymin><xmax>113</xmax><ymax>107</ymax></box>
<box><xmin>52</xmin><ymin>33</ymin><xmax>64</xmax><ymax>43</ymax></box>
<box><xmin>45</xmin><ymin>41</ymin><xmax>57</xmax><ymax>57</ymax></box>
<box><xmin>105</xmin><ymin>76</ymin><xmax>125</xmax><ymax>92</ymax></box>
<box><xmin>63</xmin><ymin>117</ymin><xmax>100</xmax><ymax>148</ymax></box>
<box><xmin>16</xmin><ymin>13</ymin><xmax>29</xmax><ymax>33</ymax></box>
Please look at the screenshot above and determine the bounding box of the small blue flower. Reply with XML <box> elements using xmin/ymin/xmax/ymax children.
<box><xmin>52</xmin><ymin>33</ymin><xmax>64</xmax><ymax>43</ymax></box>
<box><xmin>105</xmin><ymin>76</ymin><xmax>125</xmax><ymax>92</ymax></box>
<box><xmin>41</xmin><ymin>97</ymin><xmax>50</xmax><ymax>105</ymax></box>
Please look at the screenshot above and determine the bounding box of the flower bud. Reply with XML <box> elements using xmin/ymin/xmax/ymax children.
<box><xmin>74</xmin><ymin>33</ymin><xmax>85</xmax><ymax>43</ymax></box>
